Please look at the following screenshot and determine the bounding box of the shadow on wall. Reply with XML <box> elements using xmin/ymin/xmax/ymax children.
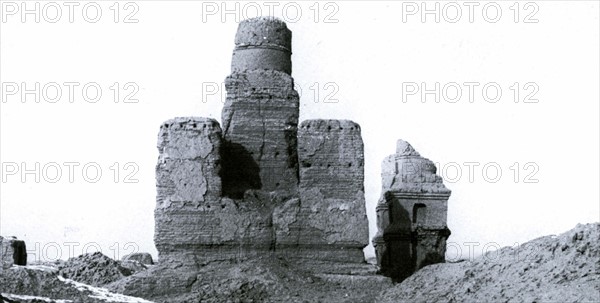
<box><xmin>382</xmin><ymin>194</ymin><xmax>417</xmax><ymax>282</ymax></box>
<box><xmin>388</xmin><ymin>194</ymin><xmax>411</xmax><ymax>230</ymax></box>
<box><xmin>12</xmin><ymin>241</ymin><xmax>27</xmax><ymax>266</ymax></box>
<box><xmin>220</xmin><ymin>140</ymin><xmax>262</xmax><ymax>199</ymax></box>
<box><xmin>283</xmin><ymin>125</ymin><xmax>298</xmax><ymax>172</ymax></box>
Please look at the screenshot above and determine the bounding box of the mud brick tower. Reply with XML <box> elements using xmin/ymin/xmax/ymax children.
<box><xmin>154</xmin><ymin>17</ymin><xmax>369</xmax><ymax>270</ymax></box>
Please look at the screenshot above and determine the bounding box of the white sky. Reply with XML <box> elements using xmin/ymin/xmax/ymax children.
<box><xmin>1</xmin><ymin>1</ymin><xmax>598</xmax><ymax>262</ymax></box>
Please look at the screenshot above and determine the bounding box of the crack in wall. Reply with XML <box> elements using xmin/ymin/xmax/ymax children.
<box><xmin>257</xmin><ymin>95</ymin><xmax>266</xmax><ymax>165</ymax></box>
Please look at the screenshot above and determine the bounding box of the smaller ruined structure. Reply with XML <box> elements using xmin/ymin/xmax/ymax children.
<box><xmin>372</xmin><ymin>140</ymin><xmax>451</xmax><ymax>281</ymax></box>
<box><xmin>0</xmin><ymin>236</ymin><xmax>27</xmax><ymax>270</ymax></box>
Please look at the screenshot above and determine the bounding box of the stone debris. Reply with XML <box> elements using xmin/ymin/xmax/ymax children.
<box><xmin>58</xmin><ymin>252</ymin><xmax>132</xmax><ymax>287</ymax></box>
<box><xmin>106</xmin><ymin>256</ymin><xmax>390</xmax><ymax>303</ymax></box>
<box><xmin>121</xmin><ymin>253</ymin><xmax>153</xmax><ymax>266</ymax></box>
<box><xmin>0</xmin><ymin>258</ymin><xmax>151</xmax><ymax>303</ymax></box>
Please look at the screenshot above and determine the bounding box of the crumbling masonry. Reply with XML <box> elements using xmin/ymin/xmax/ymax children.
<box><xmin>372</xmin><ymin>140</ymin><xmax>451</xmax><ymax>281</ymax></box>
<box><xmin>154</xmin><ymin>17</ymin><xmax>369</xmax><ymax>269</ymax></box>
<box><xmin>154</xmin><ymin>17</ymin><xmax>450</xmax><ymax>279</ymax></box>
<box><xmin>0</xmin><ymin>236</ymin><xmax>27</xmax><ymax>271</ymax></box>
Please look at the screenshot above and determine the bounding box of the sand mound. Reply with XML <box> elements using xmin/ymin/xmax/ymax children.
<box><xmin>378</xmin><ymin>223</ymin><xmax>600</xmax><ymax>303</ymax></box>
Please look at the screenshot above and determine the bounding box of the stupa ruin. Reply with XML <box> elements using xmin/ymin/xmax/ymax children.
<box><xmin>154</xmin><ymin>16</ymin><xmax>450</xmax><ymax>282</ymax></box>
<box><xmin>154</xmin><ymin>17</ymin><xmax>369</xmax><ymax>269</ymax></box>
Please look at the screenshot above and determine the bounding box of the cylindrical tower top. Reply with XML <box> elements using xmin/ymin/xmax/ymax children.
<box><xmin>235</xmin><ymin>17</ymin><xmax>291</xmax><ymax>50</ymax></box>
<box><xmin>231</xmin><ymin>17</ymin><xmax>292</xmax><ymax>74</ymax></box>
